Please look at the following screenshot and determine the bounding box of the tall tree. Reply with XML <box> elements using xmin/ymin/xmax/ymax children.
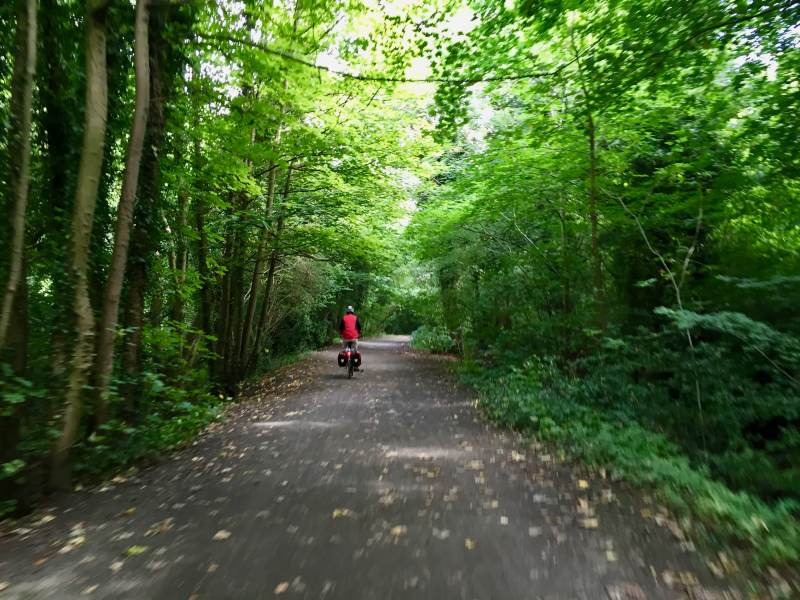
<box><xmin>50</xmin><ymin>0</ymin><xmax>111</xmax><ymax>489</ymax></box>
<box><xmin>0</xmin><ymin>0</ymin><xmax>37</xmax><ymax>351</ymax></box>
<box><xmin>93</xmin><ymin>0</ymin><xmax>150</xmax><ymax>425</ymax></box>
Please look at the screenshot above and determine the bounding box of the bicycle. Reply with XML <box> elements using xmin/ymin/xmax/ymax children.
<box><xmin>337</xmin><ymin>342</ymin><xmax>361</xmax><ymax>378</ymax></box>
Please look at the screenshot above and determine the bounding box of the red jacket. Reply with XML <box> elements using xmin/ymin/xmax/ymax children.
<box><xmin>340</xmin><ymin>313</ymin><xmax>361</xmax><ymax>340</ymax></box>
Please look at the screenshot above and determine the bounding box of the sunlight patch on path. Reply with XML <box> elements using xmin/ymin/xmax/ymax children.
<box><xmin>253</xmin><ymin>420</ymin><xmax>338</xmax><ymax>429</ymax></box>
<box><xmin>383</xmin><ymin>446</ymin><xmax>468</xmax><ymax>460</ymax></box>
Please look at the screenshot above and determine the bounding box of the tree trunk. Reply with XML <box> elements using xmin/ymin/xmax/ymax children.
<box><xmin>39</xmin><ymin>0</ymin><xmax>78</xmax><ymax>389</ymax></box>
<box><xmin>0</xmin><ymin>258</ymin><xmax>27</xmax><ymax>507</ymax></box>
<box><xmin>193</xmin><ymin>191</ymin><xmax>211</xmax><ymax>336</ymax></box>
<box><xmin>238</xmin><ymin>160</ymin><xmax>278</xmax><ymax>367</ymax></box>
<box><xmin>250</xmin><ymin>166</ymin><xmax>293</xmax><ymax>369</ymax></box>
<box><xmin>121</xmin><ymin>260</ymin><xmax>145</xmax><ymax>415</ymax></box>
<box><xmin>225</xmin><ymin>227</ymin><xmax>245</xmax><ymax>385</ymax></box>
<box><xmin>169</xmin><ymin>188</ymin><xmax>189</xmax><ymax>323</ymax></box>
<box><xmin>50</xmin><ymin>0</ymin><xmax>110</xmax><ymax>490</ymax></box>
<box><xmin>586</xmin><ymin>111</ymin><xmax>606</xmax><ymax>330</ymax></box>
<box><xmin>94</xmin><ymin>0</ymin><xmax>150</xmax><ymax>425</ymax></box>
<box><xmin>0</xmin><ymin>0</ymin><xmax>37</xmax><ymax>350</ymax></box>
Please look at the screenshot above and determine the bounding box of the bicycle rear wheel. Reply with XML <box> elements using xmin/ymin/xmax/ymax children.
<box><xmin>348</xmin><ymin>359</ymin><xmax>354</xmax><ymax>378</ymax></box>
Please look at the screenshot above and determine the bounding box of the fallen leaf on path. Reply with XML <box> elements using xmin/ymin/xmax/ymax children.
<box><xmin>208</xmin><ymin>563</ymin><xmax>219</xmax><ymax>573</ymax></box>
<box><xmin>606</xmin><ymin>550</ymin><xmax>618</xmax><ymax>561</ymax></box>
<box><xmin>81</xmin><ymin>584</ymin><xmax>99</xmax><ymax>595</ymax></box>
<box><xmin>378</xmin><ymin>494</ymin><xmax>395</xmax><ymax>506</ymax></box>
<box><xmin>465</xmin><ymin>538</ymin><xmax>476</xmax><ymax>550</ymax></box>
<box><xmin>511</xmin><ymin>451</ymin><xmax>525</xmax><ymax>462</ymax></box>
<box><xmin>59</xmin><ymin>535</ymin><xmax>86</xmax><ymax>554</ymax></box>
<box><xmin>578</xmin><ymin>479</ymin><xmax>589</xmax><ymax>489</ymax></box>
<box><xmin>34</xmin><ymin>514</ymin><xmax>56</xmax><ymax>526</ymax></box>
<box><xmin>120</xmin><ymin>507</ymin><xmax>136</xmax><ymax>517</ymax></box>
<box><xmin>500</xmin><ymin>516</ymin><xmax>509</xmax><ymax>525</ymax></box>
<box><xmin>390</xmin><ymin>525</ymin><xmax>407</xmax><ymax>537</ymax></box>
<box><xmin>579</xmin><ymin>518</ymin><xmax>599</xmax><ymax>529</ymax></box>
<box><xmin>124</xmin><ymin>545</ymin><xmax>149</xmax><ymax>557</ymax></box>
<box><xmin>528</xmin><ymin>526</ymin><xmax>542</xmax><ymax>537</ymax></box>
<box><xmin>432</xmin><ymin>528</ymin><xmax>450</xmax><ymax>540</ymax></box>
<box><xmin>145</xmin><ymin>518</ymin><xmax>173</xmax><ymax>536</ymax></box>
<box><xmin>274</xmin><ymin>581</ymin><xmax>289</xmax><ymax>594</ymax></box>
<box><xmin>662</xmin><ymin>570</ymin><xmax>699</xmax><ymax>587</ymax></box>
<box><xmin>606</xmin><ymin>583</ymin><xmax>646</xmax><ymax>600</ymax></box>
<box><xmin>0</xmin><ymin>582</ymin><xmax>9</xmax><ymax>592</ymax></box>
<box><xmin>332</xmin><ymin>508</ymin><xmax>355</xmax><ymax>519</ymax></box>
<box><xmin>212</xmin><ymin>530</ymin><xmax>232</xmax><ymax>540</ymax></box>
<box><xmin>110</xmin><ymin>561</ymin><xmax>124</xmax><ymax>573</ymax></box>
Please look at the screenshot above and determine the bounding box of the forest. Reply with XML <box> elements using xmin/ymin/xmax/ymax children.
<box><xmin>1</xmin><ymin>0</ymin><xmax>799</xmax><ymax>575</ymax></box>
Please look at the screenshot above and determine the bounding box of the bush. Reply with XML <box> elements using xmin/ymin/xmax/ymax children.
<box><xmin>411</xmin><ymin>325</ymin><xmax>455</xmax><ymax>353</ymax></box>
<box><xmin>468</xmin><ymin>363</ymin><xmax>800</xmax><ymax>567</ymax></box>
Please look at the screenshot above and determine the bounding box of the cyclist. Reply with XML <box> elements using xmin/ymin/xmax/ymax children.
<box><xmin>339</xmin><ymin>305</ymin><xmax>362</xmax><ymax>353</ymax></box>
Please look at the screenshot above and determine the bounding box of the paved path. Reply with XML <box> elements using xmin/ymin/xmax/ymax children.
<box><xmin>0</xmin><ymin>337</ymin><xmax>734</xmax><ymax>599</ymax></box>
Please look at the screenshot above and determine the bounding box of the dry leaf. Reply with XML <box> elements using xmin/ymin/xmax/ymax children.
<box><xmin>579</xmin><ymin>518</ymin><xmax>599</xmax><ymax>529</ymax></box>
<box><xmin>110</xmin><ymin>561</ymin><xmax>124</xmax><ymax>573</ymax></box>
<box><xmin>212</xmin><ymin>530</ymin><xmax>231</xmax><ymax>541</ymax></box>
<box><xmin>274</xmin><ymin>581</ymin><xmax>289</xmax><ymax>594</ymax></box>
<box><xmin>606</xmin><ymin>550</ymin><xmax>618</xmax><ymax>561</ymax></box>
<box><xmin>145</xmin><ymin>518</ymin><xmax>173</xmax><ymax>536</ymax></box>
<box><xmin>207</xmin><ymin>563</ymin><xmax>219</xmax><ymax>573</ymax></box>
<box><xmin>124</xmin><ymin>545</ymin><xmax>149</xmax><ymax>557</ymax></box>
<box><xmin>0</xmin><ymin>582</ymin><xmax>9</xmax><ymax>593</ymax></box>
<box><xmin>500</xmin><ymin>516</ymin><xmax>509</xmax><ymax>525</ymax></box>
<box><xmin>81</xmin><ymin>584</ymin><xmax>99</xmax><ymax>595</ymax></box>
<box><xmin>465</xmin><ymin>538</ymin><xmax>476</xmax><ymax>550</ymax></box>
<box><xmin>578</xmin><ymin>479</ymin><xmax>589</xmax><ymax>489</ymax></box>
<box><xmin>390</xmin><ymin>525</ymin><xmax>407</xmax><ymax>537</ymax></box>
<box><xmin>332</xmin><ymin>508</ymin><xmax>355</xmax><ymax>519</ymax></box>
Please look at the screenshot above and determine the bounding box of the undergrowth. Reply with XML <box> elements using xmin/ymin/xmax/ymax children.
<box><xmin>462</xmin><ymin>358</ymin><xmax>800</xmax><ymax>569</ymax></box>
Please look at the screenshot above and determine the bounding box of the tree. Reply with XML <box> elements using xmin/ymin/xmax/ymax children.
<box><xmin>93</xmin><ymin>0</ymin><xmax>150</xmax><ymax>425</ymax></box>
<box><xmin>51</xmin><ymin>0</ymin><xmax>111</xmax><ymax>489</ymax></box>
<box><xmin>0</xmin><ymin>0</ymin><xmax>37</xmax><ymax>351</ymax></box>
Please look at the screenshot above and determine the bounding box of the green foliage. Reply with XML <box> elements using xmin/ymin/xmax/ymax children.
<box><xmin>470</xmin><ymin>364</ymin><xmax>800</xmax><ymax>566</ymax></box>
<box><xmin>73</xmin><ymin>399</ymin><xmax>223</xmax><ymax>481</ymax></box>
<box><xmin>411</xmin><ymin>325</ymin><xmax>455</xmax><ymax>353</ymax></box>
<box><xmin>0</xmin><ymin>364</ymin><xmax>45</xmax><ymax>417</ymax></box>
<box><xmin>408</xmin><ymin>0</ymin><xmax>800</xmax><ymax>573</ymax></box>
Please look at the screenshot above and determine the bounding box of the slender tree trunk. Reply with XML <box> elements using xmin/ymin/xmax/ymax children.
<box><xmin>50</xmin><ymin>0</ymin><xmax>110</xmax><ymax>490</ymax></box>
<box><xmin>225</xmin><ymin>227</ymin><xmax>244</xmax><ymax>385</ymax></box>
<box><xmin>239</xmin><ymin>161</ymin><xmax>279</xmax><ymax>366</ymax></box>
<box><xmin>214</xmin><ymin>226</ymin><xmax>234</xmax><ymax>378</ymax></box>
<box><xmin>121</xmin><ymin>4</ymin><xmax>168</xmax><ymax>406</ymax></box>
<box><xmin>0</xmin><ymin>258</ymin><xmax>27</xmax><ymax>507</ymax></box>
<box><xmin>0</xmin><ymin>0</ymin><xmax>37</xmax><ymax>349</ymax></box>
<box><xmin>169</xmin><ymin>188</ymin><xmax>189</xmax><ymax>323</ymax></box>
<box><xmin>121</xmin><ymin>261</ymin><xmax>145</xmax><ymax>414</ymax></box>
<box><xmin>586</xmin><ymin>111</ymin><xmax>606</xmax><ymax>329</ymax></box>
<box><xmin>193</xmin><ymin>193</ymin><xmax>211</xmax><ymax>335</ymax></box>
<box><xmin>250</xmin><ymin>166</ymin><xmax>293</xmax><ymax>368</ymax></box>
<box><xmin>39</xmin><ymin>0</ymin><xmax>77</xmax><ymax>387</ymax></box>
<box><xmin>94</xmin><ymin>0</ymin><xmax>150</xmax><ymax>425</ymax></box>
